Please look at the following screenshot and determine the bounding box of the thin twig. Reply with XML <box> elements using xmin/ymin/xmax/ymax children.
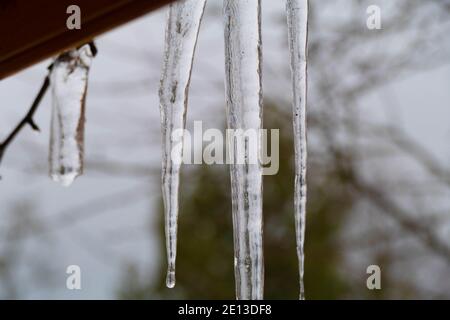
<box><xmin>0</xmin><ymin>72</ymin><xmax>51</xmax><ymax>165</ymax></box>
<box><xmin>352</xmin><ymin>177</ymin><xmax>450</xmax><ymax>265</ymax></box>
<box><xmin>86</xmin><ymin>41</ymin><xmax>98</xmax><ymax>57</ymax></box>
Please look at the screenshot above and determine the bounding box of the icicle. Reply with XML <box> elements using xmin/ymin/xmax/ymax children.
<box><xmin>223</xmin><ymin>0</ymin><xmax>264</xmax><ymax>300</ymax></box>
<box><xmin>286</xmin><ymin>0</ymin><xmax>309</xmax><ymax>300</ymax></box>
<box><xmin>49</xmin><ymin>44</ymin><xmax>94</xmax><ymax>187</ymax></box>
<box><xmin>159</xmin><ymin>0</ymin><xmax>207</xmax><ymax>289</ymax></box>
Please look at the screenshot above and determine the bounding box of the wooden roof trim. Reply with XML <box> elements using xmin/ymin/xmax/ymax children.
<box><xmin>0</xmin><ymin>0</ymin><xmax>175</xmax><ymax>80</ymax></box>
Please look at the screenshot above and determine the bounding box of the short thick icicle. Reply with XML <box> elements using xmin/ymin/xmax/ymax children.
<box><xmin>286</xmin><ymin>0</ymin><xmax>309</xmax><ymax>300</ymax></box>
<box><xmin>223</xmin><ymin>0</ymin><xmax>264</xmax><ymax>300</ymax></box>
<box><xmin>159</xmin><ymin>0</ymin><xmax>207</xmax><ymax>289</ymax></box>
<box><xmin>49</xmin><ymin>44</ymin><xmax>94</xmax><ymax>187</ymax></box>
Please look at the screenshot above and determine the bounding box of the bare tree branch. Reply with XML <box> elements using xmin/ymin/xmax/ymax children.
<box><xmin>0</xmin><ymin>74</ymin><xmax>50</xmax><ymax>165</ymax></box>
<box><xmin>352</xmin><ymin>177</ymin><xmax>450</xmax><ymax>265</ymax></box>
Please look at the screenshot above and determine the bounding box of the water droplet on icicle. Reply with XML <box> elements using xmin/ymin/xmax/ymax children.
<box><xmin>49</xmin><ymin>44</ymin><xmax>94</xmax><ymax>187</ymax></box>
<box><xmin>223</xmin><ymin>0</ymin><xmax>264</xmax><ymax>300</ymax></box>
<box><xmin>166</xmin><ymin>267</ymin><xmax>176</xmax><ymax>289</ymax></box>
<box><xmin>286</xmin><ymin>0</ymin><xmax>309</xmax><ymax>300</ymax></box>
<box><xmin>159</xmin><ymin>0</ymin><xmax>207</xmax><ymax>289</ymax></box>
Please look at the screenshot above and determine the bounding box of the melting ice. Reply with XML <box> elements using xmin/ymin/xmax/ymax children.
<box><xmin>223</xmin><ymin>0</ymin><xmax>264</xmax><ymax>300</ymax></box>
<box><xmin>157</xmin><ymin>0</ymin><xmax>309</xmax><ymax>300</ymax></box>
<box><xmin>286</xmin><ymin>0</ymin><xmax>309</xmax><ymax>300</ymax></box>
<box><xmin>159</xmin><ymin>0</ymin><xmax>207</xmax><ymax>288</ymax></box>
<box><xmin>49</xmin><ymin>44</ymin><xmax>94</xmax><ymax>187</ymax></box>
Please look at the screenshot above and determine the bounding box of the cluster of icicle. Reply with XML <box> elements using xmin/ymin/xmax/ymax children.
<box><xmin>159</xmin><ymin>0</ymin><xmax>309</xmax><ymax>300</ymax></box>
<box><xmin>48</xmin><ymin>44</ymin><xmax>94</xmax><ymax>187</ymax></box>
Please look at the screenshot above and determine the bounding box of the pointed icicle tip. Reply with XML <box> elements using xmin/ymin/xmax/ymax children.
<box><xmin>166</xmin><ymin>268</ymin><xmax>176</xmax><ymax>289</ymax></box>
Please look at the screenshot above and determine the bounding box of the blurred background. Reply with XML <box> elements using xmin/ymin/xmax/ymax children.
<box><xmin>0</xmin><ymin>0</ymin><xmax>450</xmax><ymax>299</ymax></box>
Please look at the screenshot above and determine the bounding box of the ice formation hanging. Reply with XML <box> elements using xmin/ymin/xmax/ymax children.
<box><xmin>158</xmin><ymin>0</ymin><xmax>309</xmax><ymax>300</ymax></box>
<box><xmin>286</xmin><ymin>0</ymin><xmax>309</xmax><ymax>300</ymax></box>
<box><xmin>223</xmin><ymin>0</ymin><xmax>264</xmax><ymax>300</ymax></box>
<box><xmin>49</xmin><ymin>44</ymin><xmax>94</xmax><ymax>187</ymax></box>
<box><xmin>159</xmin><ymin>0</ymin><xmax>207</xmax><ymax>289</ymax></box>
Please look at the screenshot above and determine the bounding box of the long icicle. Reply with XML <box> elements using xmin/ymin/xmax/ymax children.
<box><xmin>49</xmin><ymin>44</ymin><xmax>95</xmax><ymax>187</ymax></box>
<box><xmin>286</xmin><ymin>0</ymin><xmax>309</xmax><ymax>300</ymax></box>
<box><xmin>159</xmin><ymin>0</ymin><xmax>207</xmax><ymax>289</ymax></box>
<box><xmin>223</xmin><ymin>0</ymin><xmax>264</xmax><ymax>300</ymax></box>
